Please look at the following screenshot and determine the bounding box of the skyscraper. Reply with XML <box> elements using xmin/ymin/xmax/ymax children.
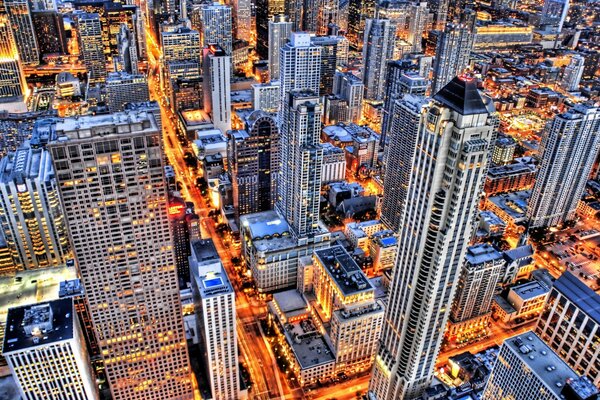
<box><xmin>278</xmin><ymin>90</ymin><xmax>323</xmax><ymax>236</ymax></box>
<box><xmin>105</xmin><ymin>72</ymin><xmax>150</xmax><ymax>112</ymax></box>
<box><xmin>278</xmin><ymin>33</ymin><xmax>322</xmax><ymax>109</ymax></box>
<box><xmin>0</xmin><ymin>10</ymin><xmax>26</xmax><ymax>102</ymax></box>
<box><xmin>77</xmin><ymin>13</ymin><xmax>107</xmax><ymax>83</ymax></box>
<box><xmin>540</xmin><ymin>0</ymin><xmax>569</xmax><ymax>31</ymax></box>
<box><xmin>536</xmin><ymin>271</ymin><xmax>600</xmax><ymax>386</ymax></box>
<box><xmin>362</xmin><ymin>19</ymin><xmax>396</xmax><ymax>101</ymax></box>
<box><xmin>31</xmin><ymin>11</ymin><xmax>67</xmax><ymax>57</ymax></box>
<box><xmin>190</xmin><ymin>239</ymin><xmax>239</xmax><ymax>400</ymax></box>
<box><xmin>347</xmin><ymin>0</ymin><xmax>376</xmax><ymax>50</ymax></box>
<box><xmin>311</xmin><ymin>35</ymin><xmax>348</xmax><ymax>96</ymax></box>
<box><xmin>317</xmin><ymin>0</ymin><xmax>341</xmax><ymax>35</ymax></box>
<box><xmin>228</xmin><ymin>111</ymin><xmax>279</xmax><ymax>220</ymax></box>
<box><xmin>407</xmin><ymin>2</ymin><xmax>428</xmax><ymax>53</ymax></box>
<box><xmin>256</xmin><ymin>0</ymin><xmax>285</xmax><ymax>58</ymax></box>
<box><xmin>115</xmin><ymin>24</ymin><xmax>139</xmax><ymax>74</ymax></box>
<box><xmin>447</xmin><ymin>243</ymin><xmax>505</xmax><ymax>343</ymax></box>
<box><xmin>168</xmin><ymin>195</ymin><xmax>191</xmax><ymax>288</ymax></box>
<box><xmin>4</xmin><ymin>0</ymin><xmax>39</xmax><ymax>65</ymax></box>
<box><xmin>200</xmin><ymin>3</ymin><xmax>233</xmax><ymax>56</ymax></box>
<box><xmin>369</xmin><ymin>77</ymin><xmax>496</xmax><ymax>399</ymax></box>
<box><xmin>560</xmin><ymin>54</ymin><xmax>585</xmax><ymax>92</ymax></box>
<box><xmin>3</xmin><ymin>299</ymin><xmax>99</xmax><ymax>400</ymax></box>
<box><xmin>203</xmin><ymin>44</ymin><xmax>232</xmax><ymax>133</ymax></box>
<box><xmin>333</xmin><ymin>71</ymin><xmax>364</xmax><ymax>123</ymax></box>
<box><xmin>427</xmin><ymin>0</ymin><xmax>449</xmax><ymax>31</ymax></box>
<box><xmin>268</xmin><ymin>15</ymin><xmax>292</xmax><ymax>81</ymax></box>
<box><xmin>431</xmin><ymin>11</ymin><xmax>475</xmax><ymax>95</ymax></box>
<box><xmin>0</xmin><ymin>145</ymin><xmax>70</xmax><ymax>270</ymax></box>
<box><xmin>379</xmin><ymin>94</ymin><xmax>428</xmax><ymax>232</ymax></box>
<box><xmin>49</xmin><ymin>112</ymin><xmax>194</xmax><ymax>400</ymax></box>
<box><xmin>161</xmin><ymin>26</ymin><xmax>201</xmax><ymax>63</ymax></box>
<box><xmin>232</xmin><ymin>0</ymin><xmax>251</xmax><ymax>40</ymax></box>
<box><xmin>527</xmin><ymin>104</ymin><xmax>600</xmax><ymax>228</ymax></box>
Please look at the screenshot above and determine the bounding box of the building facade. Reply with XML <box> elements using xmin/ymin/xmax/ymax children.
<box><xmin>203</xmin><ymin>45</ymin><xmax>232</xmax><ymax>134</ymax></box>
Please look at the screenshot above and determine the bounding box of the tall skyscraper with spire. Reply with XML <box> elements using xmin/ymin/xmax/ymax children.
<box><xmin>369</xmin><ymin>77</ymin><xmax>496</xmax><ymax>400</ymax></box>
<box><xmin>527</xmin><ymin>104</ymin><xmax>600</xmax><ymax>228</ymax></box>
<box><xmin>430</xmin><ymin>11</ymin><xmax>475</xmax><ymax>95</ymax></box>
<box><xmin>49</xmin><ymin>111</ymin><xmax>194</xmax><ymax>400</ymax></box>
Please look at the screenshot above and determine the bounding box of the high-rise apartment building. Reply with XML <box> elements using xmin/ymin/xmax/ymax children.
<box><xmin>106</xmin><ymin>72</ymin><xmax>150</xmax><ymax>113</ymax></box>
<box><xmin>527</xmin><ymin>104</ymin><xmax>600</xmax><ymax>228</ymax></box>
<box><xmin>200</xmin><ymin>3</ymin><xmax>233</xmax><ymax>56</ymax></box>
<box><xmin>333</xmin><ymin>71</ymin><xmax>364</xmax><ymax>124</ymax></box>
<box><xmin>427</xmin><ymin>0</ymin><xmax>449</xmax><ymax>31</ymax></box>
<box><xmin>4</xmin><ymin>0</ymin><xmax>39</xmax><ymax>65</ymax></box>
<box><xmin>316</xmin><ymin>0</ymin><xmax>341</xmax><ymax>35</ymax></box>
<box><xmin>362</xmin><ymin>19</ymin><xmax>396</xmax><ymax>101</ymax></box>
<box><xmin>0</xmin><ymin>145</ymin><xmax>69</xmax><ymax>270</ymax></box>
<box><xmin>560</xmin><ymin>54</ymin><xmax>585</xmax><ymax>92</ymax></box>
<box><xmin>49</xmin><ymin>112</ymin><xmax>194</xmax><ymax>400</ymax></box>
<box><xmin>370</xmin><ymin>77</ymin><xmax>496</xmax><ymax>399</ymax></box>
<box><xmin>407</xmin><ymin>2</ymin><xmax>428</xmax><ymax>53</ymax></box>
<box><xmin>379</xmin><ymin>94</ymin><xmax>428</xmax><ymax>232</ymax></box>
<box><xmin>278</xmin><ymin>90</ymin><xmax>323</xmax><ymax>237</ymax></box>
<box><xmin>77</xmin><ymin>13</ymin><xmax>107</xmax><ymax>83</ymax></box>
<box><xmin>278</xmin><ymin>33</ymin><xmax>322</xmax><ymax>111</ymax></box>
<box><xmin>483</xmin><ymin>332</ymin><xmax>597</xmax><ymax>400</ymax></box>
<box><xmin>203</xmin><ymin>44</ymin><xmax>232</xmax><ymax>133</ymax></box>
<box><xmin>232</xmin><ymin>0</ymin><xmax>251</xmax><ymax>40</ymax></box>
<box><xmin>3</xmin><ymin>299</ymin><xmax>99</xmax><ymax>400</ymax></box>
<box><xmin>431</xmin><ymin>11</ymin><xmax>475</xmax><ymax>95</ymax></box>
<box><xmin>228</xmin><ymin>111</ymin><xmax>279</xmax><ymax>221</ymax></box>
<box><xmin>190</xmin><ymin>239</ymin><xmax>239</xmax><ymax>400</ymax></box>
<box><xmin>447</xmin><ymin>244</ymin><xmax>505</xmax><ymax>343</ymax></box>
<box><xmin>268</xmin><ymin>15</ymin><xmax>292</xmax><ymax>81</ymax></box>
<box><xmin>536</xmin><ymin>271</ymin><xmax>600</xmax><ymax>386</ymax></box>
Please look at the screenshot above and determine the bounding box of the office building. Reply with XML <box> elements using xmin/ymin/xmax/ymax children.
<box><xmin>256</xmin><ymin>0</ymin><xmax>285</xmax><ymax>58</ymax></box>
<box><xmin>483</xmin><ymin>332</ymin><xmax>598</xmax><ymax>400</ymax></box>
<box><xmin>232</xmin><ymin>0</ymin><xmax>251</xmax><ymax>40</ymax></box>
<box><xmin>447</xmin><ymin>244</ymin><xmax>505</xmax><ymax>343</ymax></box>
<box><xmin>49</xmin><ymin>112</ymin><xmax>194</xmax><ymax>399</ymax></box>
<box><xmin>536</xmin><ymin>271</ymin><xmax>600</xmax><ymax>386</ymax></box>
<box><xmin>473</xmin><ymin>24</ymin><xmax>534</xmax><ymax>51</ymax></box>
<box><xmin>362</xmin><ymin>19</ymin><xmax>396</xmax><ymax>101</ymax></box>
<box><xmin>115</xmin><ymin>24</ymin><xmax>139</xmax><ymax>74</ymax></box>
<box><xmin>560</xmin><ymin>54</ymin><xmax>585</xmax><ymax>92</ymax></box>
<box><xmin>278</xmin><ymin>90</ymin><xmax>323</xmax><ymax>237</ymax></box>
<box><xmin>540</xmin><ymin>0</ymin><xmax>569</xmax><ymax>31</ymax></box>
<box><xmin>228</xmin><ymin>111</ymin><xmax>279</xmax><ymax>220</ymax></box>
<box><xmin>203</xmin><ymin>44</ymin><xmax>232</xmax><ymax>133</ymax></box>
<box><xmin>407</xmin><ymin>2</ymin><xmax>428</xmax><ymax>53</ymax></box>
<box><xmin>106</xmin><ymin>72</ymin><xmax>150</xmax><ymax>113</ymax></box>
<box><xmin>311</xmin><ymin>35</ymin><xmax>349</xmax><ymax>95</ymax></box>
<box><xmin>2</xmin><ymin>299</ymin><xmax>99</xmax><ymax>400</ymax></box>
<box><xmin>78</xmin><ymin>13</ymin><xmax>107</xmax><ymax>83</ymax></box>
<box><xmin>0</xmin><ymin>146</ymin><xmax>69</xmax><ymax>270</ymax></box>
<box><xmin>278</xmin><ymin>33</ymin><xmax>322</xmax><ymax>111</ymax></box>
<box><xmin>200</xmin><ymin>3</ymin><xmax>233</xmax><ymax>56</ymax></box>
<box><xmin>316</xmin><ymin>0</ymin><xmax>341</xmax><ymax>35</ymax></box>
<box><xmin>252</xmin><ymin>81</ymin><xmax>281</xmax><ymax>113</ymax></box>
<box><xmin>4</xmin><ymin>0</ymin><xmax>39</xmax><ymax>65</ymax></box>
<box><xmin>32</xmin><ymin>11</ymin><xmax>67</xmax><ymax>56</ymax></box>
<box><xmin>527</xmin><ymin>104</ymin><xmax>600</xmax><ymax>228</ymax></box>
<box><xmin>0</xmin><ymin>9</ymin><xmax>25</xmax><ymax>102</ymax></box>
<box><xmin>268</xmin><ymin>15</ymin><xmax>292</xmax><ymax>81</ymax></box>
<box><xmin>190</xmin><ymin>239</ymin><xmax>239</xmax><ymax>400</ymax></box>
<box><xmin>347</xmin><ymin>0</ymin><xmax>376</xmax><ymax>50</ymax></box>
<box><xmin>168</xmin><ymin>196</ymin><xmax>191</xmax><ymax>288</ymax></box>
<box><xmin>333</xmin><ymin>71</ymin><xmax>364</xmax><ymax>123</ymax></box>
<box><xmin>380</xmin><ymin>94</ymin><xmax>428</xmax><ymax>232</ymax></box>
<box><xmin>161</xmin><ymin>26</ymin><xmax>201</xmax><ymax>63</ymax></box>
<box><xmin>369</xmin><ymin>77</ymin><xmax>496</xmax><ymax>399</ymax></box>
<box><xmin>431</xmin><ymin>11</ymin><xmax>475</xmax><ymax>95</ymax></box>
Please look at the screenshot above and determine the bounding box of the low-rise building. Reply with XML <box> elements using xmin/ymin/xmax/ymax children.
<box><xmin>369</xmin><ymin>232</ymin><xmax>397</xmax><ymax>274</ymax></box>
<box><xmin>492</xmin><ymin>280</ymin><xmax>550</xmax><ymax>324</ymax></box>
<box><xmin>485</xmin><ymin>161</ymin><xmax>536</xmax><ymax>195</ymax></box>
<box><xmin>321</xmin><ymin>143</ymin><xmax>346</xmax><ymax>184</ymax></box>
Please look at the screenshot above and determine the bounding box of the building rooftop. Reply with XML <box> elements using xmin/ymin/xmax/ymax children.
<box><xmin>553</xmin><ymin>271</ymin><xmax>600</xmax><ymax>325</ymax></box>
<box><xmin>479</xmin><ymin>210</ymin><xmax>506</xmax><ymax>227</ymax></box>
<box><xmin>503</xmin><ymin>332</ymin><xmax>579</xmax><ymax>397</ymax></box>
<box><xmin>488</xmin><ymin>190</ymin><xmax>531</xmax><ymax>222</ymax></box>
<box><xmin>52</xmin><ymin>111</ymin><xmax>158</xmax><ymax>141</ymax></box>
<box><xmin>273</xmin><ymin>289</ymin><xmax>308</xmax><ymax>314</ymax></box>
<box><xmin>487</xmin><ymin>162</ymin><xmax>536</xmax><ymax>179</ymax></box>
<box><xmin>510</xmin><ymin>280</ymin><xmax>549</xmax><ymax>301</ymax></box>
<box><xmin>283</xmin><ymin>317</ymin><xmax>335</xmax><ymax>369</ymax></box>
<box><xmin>180</xmin><ymin>109</ymin><xmax>212</xmax><ymax>125</ymax></box>
<box><xmin>465</xmin><ymin>243</ymin><xmax>503</xmax><ymax>266</ymax></box>
<box><xmin>190</xmin><ymin>239</ymin><xmax>220</xmax><ymax>266</ymax></box>
<box><xmin>433</xmin><ymin>77</ymin><xmax>491</xmax><ymax>115</ymax></box>
<box><xmin>0</xmin><ymin>145</ymin><xmax>52</xmax><ymax>185</ymax></box>
<box><xmin>314</xmin><ymin>246</ymin><xmax>373</xmax><ymax>296</ymax></box>
<box><xmin>240</xmin><ymin>210</ymin><xmax>297</xmax><ymax>253</ymax></box>
<box><xmin>3</xmin><ymin>298</ymin><xmax>75</xmax><ymax>354</ymax></box>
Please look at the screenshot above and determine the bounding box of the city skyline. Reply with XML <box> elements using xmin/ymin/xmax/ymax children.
<box><xmin>0</xmin><ymin>0</ymin><xmax>600</xmax><ymax>399</ymax></box>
